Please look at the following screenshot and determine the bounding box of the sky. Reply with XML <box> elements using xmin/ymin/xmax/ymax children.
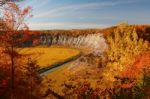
<box><xmin>18</xmin><ymin>0</ymin><xmax>150</xmax><ymax>30</ymax></box>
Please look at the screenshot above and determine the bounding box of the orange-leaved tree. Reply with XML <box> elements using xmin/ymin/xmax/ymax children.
<box><xmin>0</xmin><ymin>1</ymin><xmax>42</xmax><ymax>99</ymax></box>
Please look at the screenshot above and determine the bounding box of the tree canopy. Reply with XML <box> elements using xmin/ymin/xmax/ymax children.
<box><xmin>0</xmin><ymin>0</ymin><xmax>24</xmax><ymax>6</ymax></box>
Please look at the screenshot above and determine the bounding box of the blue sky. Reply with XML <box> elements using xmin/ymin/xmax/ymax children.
<box><xmin>19</xmin><ymin>0</ymin><xmax>150</xmax><ymax>30</ymax></box>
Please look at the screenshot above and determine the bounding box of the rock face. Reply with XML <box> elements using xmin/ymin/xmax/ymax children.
<box><xmin>40</xmin><ymin>33</ymin><xmax>108</xmax><ymax>56</ymax></box>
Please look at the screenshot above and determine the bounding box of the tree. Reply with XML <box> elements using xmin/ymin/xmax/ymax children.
<box><xmin>1</xmin><ymin>0</ymin><xmax>31</xmax><ymax>89</ymax></box>
<box><xmin>101</xmin><ymin>23</ymin><xmax>150</xmax><ymax>98</ymax></box>
<box><xmin>0</xmin><ymin>0</ymin><xmax>24</xmax><ymax>6</ymax></box>
<box><xmin>0</xmin><ymin>1</ymin><xmax>42</xmax><ymax>99</ymax></box>
<box><xmin>103</xmin><ymin>23</ymin><xmax>149</xmax><ymax>82</ymax></box>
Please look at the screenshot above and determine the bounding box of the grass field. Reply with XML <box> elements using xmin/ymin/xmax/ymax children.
<box><xmin>18</xmin><ymin>47</ymin><xmax>80</xmax><ymax>69</ymax></box>
<box><xmin>42</xmin><ymin>63</ymin><xmax>70</xmax><ymax>97</ymax></box>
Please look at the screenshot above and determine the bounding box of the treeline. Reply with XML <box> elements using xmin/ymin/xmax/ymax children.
<box><xmin>0</xmin><ymin>24</ymin><xmax>150</xmax><ymax>47</ymax></box>
<box><xmin>30</xmin><ymin>24</ymin><xmax>150</xmax><ymax>41</ymax></box>
<box><xmin>32</xmin><ymin>29</ymin><xmax>102</xmax><ymax>36</ymax></box>
<box><xmin>103</xmin><ymin>24</ymin><xmax>150</xmax><ymax>42</ymax></box>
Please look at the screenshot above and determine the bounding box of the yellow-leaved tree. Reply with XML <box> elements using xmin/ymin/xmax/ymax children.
<box><xmin>103</xmin><ymin>23</ymin><xmax>149</xmax><ymax>85</ymax></box>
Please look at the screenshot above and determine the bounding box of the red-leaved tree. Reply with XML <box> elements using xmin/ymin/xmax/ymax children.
<box><xmin>0</xmin><ymin>1</ymin><xmax>43</xmax><ymax>99</ymax></box>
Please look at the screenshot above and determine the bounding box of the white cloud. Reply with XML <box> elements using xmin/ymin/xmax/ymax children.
<box><xmin>28</xmin><ymin>22</ymin><xmax>110</xmax><ymax>30</ymax></box>
<box><xmin>27</xmin><ymin>0</ymin><xmax>141</xmax><ymax>29</ymax></box>
<box><xmin>34</xmin><ymin>0</ymin><xmax>140</xmax><ymax>18</ymax></box>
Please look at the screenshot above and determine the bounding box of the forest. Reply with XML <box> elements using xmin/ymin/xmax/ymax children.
<box><xmin>0</xmin><ymin>0</ymin><xmax>150</xmax><ymax>99</ymax></box>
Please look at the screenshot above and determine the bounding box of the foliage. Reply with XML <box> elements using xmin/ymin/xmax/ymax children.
<box><xmin>0</xmin><ymin>1</ymin><xmax>43</xmax><ymax>99</ymax></box>
<box><xmin>50</xmin><ymin>23</ymin><xmax>150</xmax><ymax>99</ymax></box>
<box><xmin>103</xmin><ymin>23</ymin><xmax>149</xmax><ymax>82</ymax></box>
<box><xmin>101</xmin><ymin>23</ymin><xmax>150</xmax><ymax>98</ymax></box>
<box><xmin>0</xmin><ymin>0</ymin><xmax>24</xmax><ymax>6</ymax></box>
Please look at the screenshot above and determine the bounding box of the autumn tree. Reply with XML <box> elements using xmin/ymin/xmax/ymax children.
<box><xmin>0</xmin><ymin>1</ymin><xmax>42</xmax><ymax>99</ymax></box>
<box><xmin>101</xmin><ymin>23</ymin><xmax>150</xmax><ymax>98</ymax></box>
<box><xmin>0</xmin><ymin>0</ymin><xmax>24</xmax><ymax>6</ymax></box>
<box><xmin>103</xmin><ymin>23</ymin><xmax>149</xmax><ymax>81</ymax></box>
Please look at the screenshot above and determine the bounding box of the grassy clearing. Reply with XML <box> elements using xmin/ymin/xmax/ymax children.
<box><xmin>18</xmin><ymin>47</ymin><xmax>80</xmax><ymax>69</ymax></box>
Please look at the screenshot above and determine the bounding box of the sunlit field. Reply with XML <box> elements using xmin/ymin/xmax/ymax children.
<box><xmin>18</xmin><ymin>47</ymin><xmax>81</xmax><ymax>69</ymax></box>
